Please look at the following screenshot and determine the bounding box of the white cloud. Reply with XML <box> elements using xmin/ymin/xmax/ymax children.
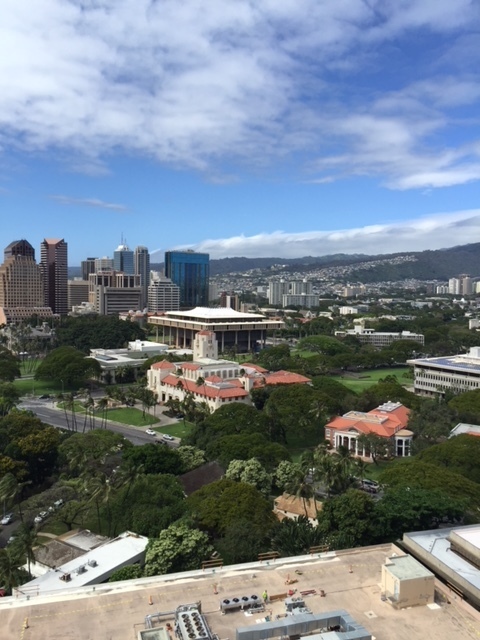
<box><xmin>179</xmin><ymin>210</ymin><xmax>480</xmax><ymax>258</ymax></box>
<box><xmin>0</xmin><ymin>1</ymin><xmax>479</xmax><ymax>187</ymax></box>
<box><xmin>50</xmin><ymin>195</ymin><xmax>128</xmax><ymax>211</ymax></box>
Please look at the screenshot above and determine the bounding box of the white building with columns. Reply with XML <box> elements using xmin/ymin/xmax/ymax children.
<box><xmin>325</xmin><ymin>401</ymin><xmax>412</xmax><ymax>459</ymax></box>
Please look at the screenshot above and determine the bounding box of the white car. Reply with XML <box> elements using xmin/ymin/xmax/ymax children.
<box><xmin>145</xmin><ymin>429</ymin><xmax>157</xmax><ymax>436</ymax></box>
<box><xmin>1</xmin><ymin>513</ymin><xmax>14</xmax><ymax>525</ymax></box>
<box><xmin>162</xmin><ymin>434</ymin><xmax>174</xmax><ymax>441</ymax></box>
<box><xmin>34</xmin><ymin>511</ymin><xmax>48</xmax><ymax>524</ymax></box>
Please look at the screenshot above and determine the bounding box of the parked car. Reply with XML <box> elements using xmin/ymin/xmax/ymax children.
<box><xmin>7</xmin><ymin>535</ymin><xmax>16</xmax><ymax>545</ymax></box>
<box><xmin>53</xmin><ymin>499</ymin><xmax>64</xmax><ymax>509</ymax></box>
<box><xmin>34</xmin><ymin>511</ymin><xmax>48</xmax><ymax>524</ymax></box>
<box><xmin>1</xmin><ymin>513</ymin><xmax>14</xmax><ymax>525</ymax></box>
<box><xmin>162</xmin><ymin>434</ymin><xmax>174</xmax><ymax>441</ymax></box>
<box><xmin>145</xmin><ymin>429</ymin><xmax>157</xmax><ymax>436</ymax></box>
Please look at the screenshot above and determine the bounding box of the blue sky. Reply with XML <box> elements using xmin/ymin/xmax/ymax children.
<box><xmin>1</xmin><ymin>0</ymin><xmax>480</xmax><ymax>264</ymax></box>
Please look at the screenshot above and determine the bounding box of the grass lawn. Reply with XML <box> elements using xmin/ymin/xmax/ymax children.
<box><xmin>331</xmin><ymin>367</ymin><xmax>410</xmax><ymax>392</ymax></box>
<box><xmin>154</xmin><ymin>420</ymin><xmax>193</xmax><ymax>439</ymax></box>
<box><xmin>14</xmin><ymin>377</ymin><xmax>79</xmax><ymax>397</ymax></box>
<box><xmin>19</xmin><ymin>359</ymin><xmax>41</xmax><ymax>376</ymax></box>
<box><xmin>103</xmin><ymin>407</ymin><xmax>157</xmax><ymax>427</ymax></box>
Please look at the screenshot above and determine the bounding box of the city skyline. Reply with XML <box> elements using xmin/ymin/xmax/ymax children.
<box><xmin>1</xmin><ymin>2</ymin><xmax>480</xmax><ymax>263</ymax></box>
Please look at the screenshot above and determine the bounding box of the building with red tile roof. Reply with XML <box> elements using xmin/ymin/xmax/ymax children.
<box><xmin>147</xmin><ymin>331</ymin><xmax>312</xmax><ymax>413</ymax></box>
<box><xmin>325</xmin><ymin>401</ymin><xmax>413</xmax><ymax>459</ymax></box>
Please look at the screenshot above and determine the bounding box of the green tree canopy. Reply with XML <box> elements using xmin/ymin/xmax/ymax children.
<box><xmin>317</xmin><ymin>489</ymin><xmax>377</xmax><ymax>549</ymax></box>
<box><xmin>109</xmin><ymin>564</ymin><xmax>144</xmax><ymax>582</ymax></box>
<box><xmin>35</xmin><ymin>346</ymin><xmax>101</xmax><ymax>386</ymax></box>
<box><xmin>449</xmin><ymin>389</ymin><xmax>480</xmax><ymax>423</ymax></box>
<box><xmin>297</xmin><ymin>335</ymin><xmax>351</xmax><ymax>356</ymax></box>
<box><xmin>264</xmin><ymin>384</ymin><xmax>327</xmax><ymax>443</ymax></box>
<box><xmin>206</xmin><ymin>432</ymin><xmax>289</xmax><ymax>469</ymax></box>
<box><xmin>378</xmin><ymin>459</ymin><xmax>480</xmax><ymax>510</ymax></box>
<box><xmin>0</xmin><ymin>348</ymin><xmax>21</xmax><ymax>382</ymax></box>
<box><xmin>55</xmin><ymin>315</ymin><xmax>146</xmax><ymax>353</ymax></box>
<box><xmin>58</xmin><ymin>429</ymin><xmax>130</xmax><ymax>477</ymax></box>
<box><xmin>144</xmin><ymin>522</ymin><xmax>213</xmax><ymax>576</ymax></box>
<box><xmin>416</xmin><ymin>434</ymin><xmax>480</xmax><ymax>484</ymax></box>
<box><xmin>375</xmin><ymin>487</ymin><xmax>466</xmax><ymax>541</ymax></box>
<box><xmin>122</xmin><ymin>443</ymin><xmax>184</xmax><ymax>476</ymax></box>
<box><xmin>105</xmin><ymin>474</ymin><xmax>187</xmax><ymax>538</ymax></box>
<box><xmin>270</xmin><ymin>515</ymin><xmax>326</xmax><ymax>557</ymax></box>
<box><xmin>225</xmin><ymin>458</ymin><xmax>272</xmax><ymax>497</ymax></box>
<box><xmin>187</xmin><ymin>478</ymin><xmax>276</xmax><ymax>539</ymax></box>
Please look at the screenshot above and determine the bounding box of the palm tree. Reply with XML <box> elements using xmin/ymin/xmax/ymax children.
<box><xmin>85</xmin><ymin>473</ymin><xmax>113</xmax><ymax>535</ymax></box>
<box><xmin>57</xmin><ymin>392</ymin><xmax>70</xmax><ymax>430</ymax></box>
<box><xmin>13</xmin><ymin>523</ymin><xmax>44</xmax><ymax>577</ymax></box>
<box><xmin>0</xmin><ymin>547</ymin><xmax>25</xmax><ymax>594</ymax></box>
<box><xmin>96</xmin><ymin>397</ymin><xmax>109</xmax><ymax>429</ymax></box>
<box><xmin>0</xmin><ymin>473</ymin><xmax>31</xmax><ymax>523</ymax></box>
<box><xmin>285</xmin><ymin>468</ymin><xmax>315</xmax><ymax>519</ymax></box>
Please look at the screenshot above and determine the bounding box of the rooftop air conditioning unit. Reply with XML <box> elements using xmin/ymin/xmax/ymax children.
<box><xmin>88</xmin><ymin>559</ymin><xmax>98</xmax><ymax>567</ymax></box>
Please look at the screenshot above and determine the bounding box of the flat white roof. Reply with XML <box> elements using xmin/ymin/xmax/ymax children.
<box><xmin>24</xmin><ymin>532</ymin><xmax>148</xmax><ymax>594</ymax></box>
<box><xmin>165</xmin><ymin>306</ymin><xmax>266</xmax><ymax>320</ymax></box>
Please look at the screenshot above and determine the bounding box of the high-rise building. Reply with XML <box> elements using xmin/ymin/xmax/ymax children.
<box><xmin>0</xmin><ymin>244</ymin><xmax>44</xmax><ymax>309</ymax></box>
<box><xmin>40</xmin><ymin>238</ymin><xmax>68</xmax><ymax>315</ymax></box>
<box><xmin>88</xmin><ymin>271</ymin><xmax>142</xmax><ymax>315</ymax></box>
<box><xmin>113</xmin><ymin>244</ymin><xmax>134</xmax><ymax>275</ymax></box>
<box><xmin>148</xmin><ymin>277</ymin><xmax>180</xmax><ymax>312</ymax></box>
<box><xmin>68</xmin><ymin>278</ymin><xmax>90</xmax><ymax>310</ymax></box>
<box><xmin>165</xmin><ymin>250</ymin><xmax>209</xmax><ymax>308</ymax></box>
<box><xmin>81</xmin><ymin>257</ymin><xmax>97</xmax><ymax>281</ymax></box>
<box><xmin>95</xmin><ymin>257</ymin><xmax>114</xmax><ymax>272</ymax></box>
<box><xmin>134</xmin><ymin>246</ymin><xmax>150</xmax><ymax>308</ymax></box>
<box><xmin>4</xmin><ymin>239</ymin><xmax>35</xmax><ymax>261</ymax></box>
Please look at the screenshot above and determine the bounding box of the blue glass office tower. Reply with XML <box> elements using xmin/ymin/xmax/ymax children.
<box><xmin>165</xmin><ymin>250</ymin><xmax>209</xmax><ymax>308</ymax></box>
<box><xmin>113</xmin><ymin>244</ymin><xmax>134</xmax><ymax>275</ymax></box>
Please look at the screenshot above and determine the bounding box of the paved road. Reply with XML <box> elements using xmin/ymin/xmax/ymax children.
<box><xmin>18</xmin><ymin>398</ymin><xmax>181</xmax><ymax>448</ymax></box>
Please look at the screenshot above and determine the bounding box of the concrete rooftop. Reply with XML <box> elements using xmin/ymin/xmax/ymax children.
<box><xmin>2</xmin><ymin>543</ymin><xmax>480</xmax><ymax>640</ymax></box>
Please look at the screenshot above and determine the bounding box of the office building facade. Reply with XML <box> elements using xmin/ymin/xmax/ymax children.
<box><xmin>165</xmin><ymin>250</ymin><xmax>209</xmax><ymax>308</ymax></box>
<box><xmin>134</xmin><ymin>246</ymin><xmax>150</xmax><ymax>308</ymax></box>
<box><xmin>40</xmin><ymin>238</ymin><xmax>68</xmax><ymax>315</ymax></box>
<box><xmin>113</xmin><ymin>244</ymin><xmax>134</xmax><ymax>275</ymax></box>
<box><xmin>0</xmin><ymin>241</ymin><xmax>45</xmax><ymax>311</ymax></box>
<box><xmin>148</xmin><ymin>277</ymin><xmax>180</xmax><ymax>312</ymax></box>
<box><xmin>81</xmin><ymin>257</ymin><xmax>97</xmax><ymax>281</ymax></box>
<box><xmin>89</xmin><ymin>271</ymin><xmax>142</xmax><ymax>315</ymax></box>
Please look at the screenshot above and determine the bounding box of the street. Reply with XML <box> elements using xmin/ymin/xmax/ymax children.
<box><xmin>18</xmin><ymin>397</ymin><xmax>181</xmax><ymax>448</ymax></box>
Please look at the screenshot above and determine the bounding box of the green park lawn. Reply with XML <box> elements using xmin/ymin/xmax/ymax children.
<box><xmin>13</xmin><ymin>377</ymin><xmax>78</xmax><ymax>397</ymax></box>
<box><xmin>103</xmin><ymin>407</ymin><xmax>157</xmax><ymax>427</ymax></box>
<box><xmin>331</xmin><ymin>367</ymin><xmax>410</xmax><ymax>392</ymax></box>
<box><xmin>154</xmin><ymin>420</ymin><xmax>193</xmax><ymax>439</ymax></box>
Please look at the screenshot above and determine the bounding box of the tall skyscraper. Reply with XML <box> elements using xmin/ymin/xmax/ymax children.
<box><xmin>81</xmin><ymin>257</ymin><xmax>97</xmax><ymax>281</ymax></box>
<box><xmin>164</xmin><ymin>250</ymin><xmax>209</xmax><ymax>308</ymax></box>
<box><xmin>134</xmin><ymin>245</ymin><xmax>150</xmax><ymax>308</ymax></box>
<box><xmin>113</xmin><ymin>243</ymin><xmax>134</xmax><ymax>274</ymax></box>
<box><xmin>0</xmin><ymin>241</ymin><xmax>44</xmax><ymax>309</ymax></box>
<box><xmin>40</xmin><ymin>238</ymin><xmax>68</xmax><ymax>315</ymax></box>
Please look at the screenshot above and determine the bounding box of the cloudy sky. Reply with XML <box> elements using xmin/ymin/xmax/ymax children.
<box><xmin>1</xmin><ymin>0</ymin><xmax>480</xmax><ymax>263</ymax></box>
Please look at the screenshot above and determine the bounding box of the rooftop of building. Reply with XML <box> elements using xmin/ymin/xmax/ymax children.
<box><xmin>165</xmin><ymin>306</ymin><xmax>267</xmax><ymax>320</ymax></box>
<box><xmin>2</xmin><ymin>543</ymin><xmax>477</xmax><ymax>640</ymax></box>
<box><xmin>403</xmin><ymin>524</ymin><xmax>480</xmax><ymax>598</ymax></box>
<box><xmin>383</xmin><ymin>554</ymin><xmax>433</xmax><ymax>581</ymax></box>
<box><xmin>450</xmin><ymin>423</ymin><xmax>480</xmax><ymax>438</ymax></box>
<box><xmin>327</xmin><ymin>403</ymin><xmax>410</xmax><ymax>438</ymax></box>
<box><xmin>408</xmin><ymin>347</ymin><xmax>480</xmax><ymax>373</ymax></box>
